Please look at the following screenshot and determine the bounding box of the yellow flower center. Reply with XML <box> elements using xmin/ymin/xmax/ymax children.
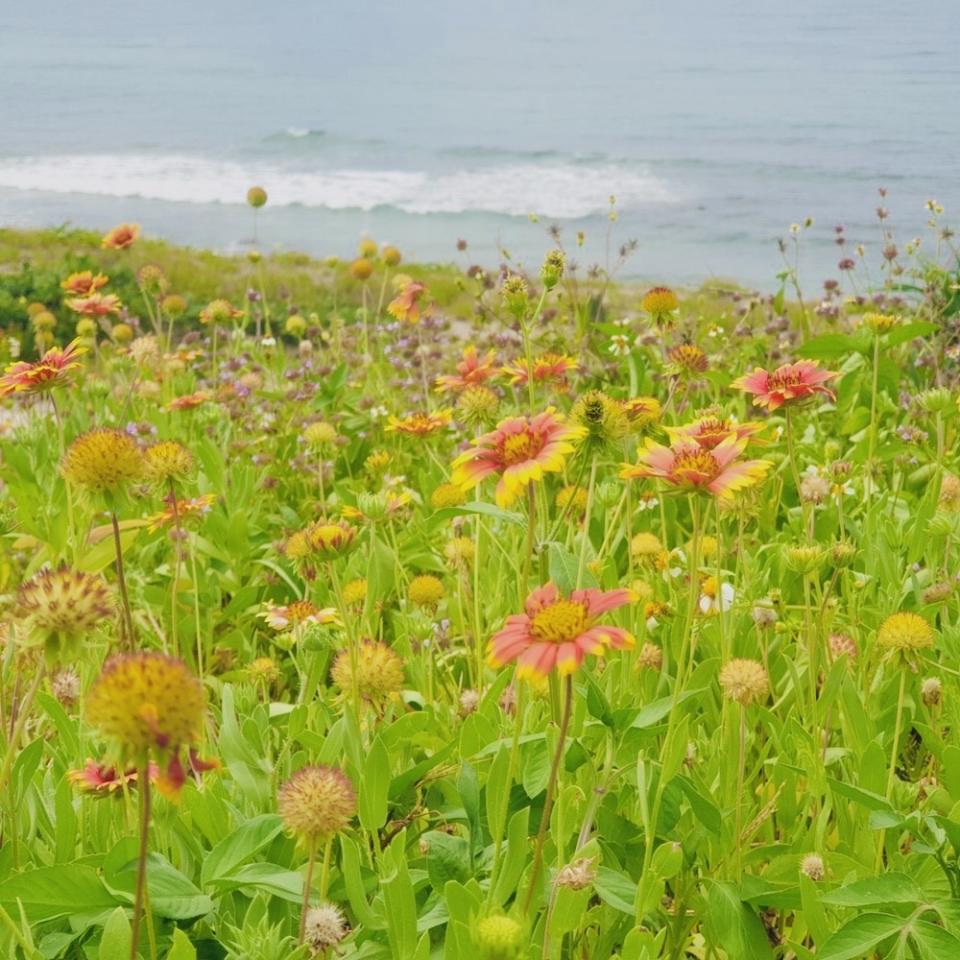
<box><xmin>501</xmin><ymin>430</ymin><xmax>542</xmax><ymax>466</ymax></box>
<box><xmin>671</xmin><ymin>449</ymin><xmax>719</xmax><ymax>485</ymax></box>
<box><xmin>531</xmin><ymin>600</ymin><xmax>590</xmax><ymax>643</ymax></box>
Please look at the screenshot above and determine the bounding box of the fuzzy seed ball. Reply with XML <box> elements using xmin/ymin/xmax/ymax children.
<box><xmin>86</xmin><ymin>652</ymin><xmax>204</xmax><ymax>757</ymax></box>
<box><xmin>303</xmin><ymin>902</ymin><xmax>348</xmax><ymax>951</ymax></box>
<box><xmin>474</xmin><ymin>915</ymin><xmax>523</xmax><ymax>960</ymax></box>
<box><xmin>719</xmin><ymin>658</ymin><xmax>769</xmax><ymax>706</ymax></box>
<box><xmin>278</xmin><ymin>765</ymin><xmax>356</xmax><ymax>843</ymax></box>
<box><xmin>408</xmin><ymin>574</ymin><xmax>445</xmax><ymax>607</ymax></box>
<box><xmin>331</xmin><ymin>641</ymin><xmax>404</xmax><ymax>707</ymax></box>
<box><xmin>62</xmin><ymin>428</ymin><xmax>144</xmax><ymax>495</ymax></box>
<box><xmin>144</xmin><ymin>440</ymin><xmax>194</xmax><ymax>485</ymax></box>
<box><xmin>246</xmin><ymin>185</ymin><xmax>268</xmax><ymax>208</ymax></box>
<box><xmin>17</xmin><ymin>566</ymin><xmax>114</xmax><ymax>640</ymax></box>
<box><xmin>877</xmin><ymin>612</ymin><xmax>934</xmax><ymax>654</ymax></box>
<box><xmin>800</xmin><ymin>853</ymin><xmax>825</xmax><ymax>881</ymax></box>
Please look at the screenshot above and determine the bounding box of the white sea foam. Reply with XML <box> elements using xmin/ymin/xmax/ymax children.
<box><xmin>0</xmin><ymin>153</ymin><xmax>677</xmax><ymax>219</ymax></box>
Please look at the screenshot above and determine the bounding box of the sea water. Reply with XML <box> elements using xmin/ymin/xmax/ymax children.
<box><xmin>1</xmin><ymin>0</ymin><xmax>957</xmax><ymax>288</ymax></box>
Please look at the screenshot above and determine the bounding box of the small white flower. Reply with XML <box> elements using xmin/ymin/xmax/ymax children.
<box><xmin>609</xmin><ymin>335</ymin><xmax>631</xmax><ymax>357</ymax></box>
<box><xmin>699</xmin><ymin>582</ymin><xmax>735</xmax><ymax>614</ymax></box>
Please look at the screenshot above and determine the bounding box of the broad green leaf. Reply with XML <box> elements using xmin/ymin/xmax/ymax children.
<box><xmin>358</xmin><ymin>737</ymin><xmax>390</xmax><ymax>832</ymax></box>
<box><xmin>201</xmin><ymin>813</ymin><xmax>283</xmax><ymax>885</ymax></box>
<box><xmin>703</xmin><ymin>881</ymin><xmax>774</xmax><ymax>959</ymax></box>
<box><xmin>595</xmin><ymin>867</ymin><xmax>637</xmax><ymax>914</ymax></box>
<box><xmin>818</xmin><ymin>913</ymin><xmax>902</xmax><ymax>960</ymax></box>
<box><xmin>0</xmin><ymin>864</ymin><xmax>116</xmax><ymax>923</ymax></box>
<box><xmin>99</xmin><ymin>907</ymin><xmax>131</xmax><ymax>960</ymax></box>
<box><xmin>166</xmin><ymin>928</ymin><xmax>197</xmax><ymax>960</ymax></box>
<box><xmin>821</xmin><ymin>873</ymin><xmax>923</xmax><ymax>909</ymax></box>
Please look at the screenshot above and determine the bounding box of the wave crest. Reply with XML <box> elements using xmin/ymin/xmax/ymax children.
<box><xmin>0</xmin><ymin>153</ymin><xmax>677</xmax><ymax>219</ymax></box>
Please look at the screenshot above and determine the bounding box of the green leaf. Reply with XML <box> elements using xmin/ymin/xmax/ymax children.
<box><xmin>99</xmin><ymin>907</ymin><xmax>132</xmax><ymax>960</ymax></box>
<box><xmin>381</xmin><ymin>834</ymin><xmax>418</xmax><ymax>960</ymax></box>
<box><xmin>165</xmin><ymin>928</ymin><xmax>197</xmax><ymax>960</ymax></box>
<box><xmin>799</xmin><ymin>333</ymin><xmax>866</xmax><ymax>360</ymax></box>
<box><xmin>818</xmin><ymin>913</ymin><xmax>902</xmax><ymax>960</ymax></box>
<box><xmin>632</xmin><ymin>689</ymin><xmax>704</xmax><ymax>729</ymax></box>
<box><xmin>201</xmin><ymin>813</ymin><xmax>283</xmax><ymax>886</ymax></box>
<box><xmin>218</xmin><ymin>684</ymin><xmax>272</xmax><ymax>804</ymax></box>
<box><xmin>821</xmin><ymin>873</ymin><xmax>923</xmax><ymax>909</ymax></box>
<box><xmin>0</xmin><ymin>864</ymin><xmax>116</xmax><ymax>923</ymax></box>
<box><xmin>703</xmin><ymin>881</ymin><xmax>774</xmax><ymax>959</ymax></box>
<box><xmin>104</xmin><ymin>842</ymin><xmax>212</xmax><ymax>920</ymax></box>
<box><xmin>423</xmin><ymin>831</ymin><xmax>471</xmax><ymax>889</ymax></box>
<box><xmin>548</xmin><ymin>542</ymin><xmax>599</xmax><ymax>592</ymax></box>
<box><xmin>594</xmin><ymin>867</ymin><xmax>637</xmax><ymax>914</ymax></box>
<box><xmin>429</xmin><ymin>501</ymin><xmax>524</xmax><ymax>528</ymax></box>
<box><xmin>485</xmin><ymin>746</ymin><xmax>511</xmax><ymax>847</ymax></box>
<box><xmin>885</xmin><ymin>321</ymin><xmax>938</xmax><ymax>347</ymax></box>
<box><xmin>911</xmin><ymin>919</ymin><xmax>960</xmax><ymax>954</ymax></box>
<box><xmin>675</xmin><ymin>776</ymin><xmax>721</xmax><ymax>835</ymax></box>
<box><xmin>358</xmin><ymin>737</ymin><xmax>391</xmax><ymax>832</ymax></box>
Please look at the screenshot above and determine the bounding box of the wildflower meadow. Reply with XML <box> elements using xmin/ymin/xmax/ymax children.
<box><xmin>1</xmin><ymin>194</ymin><xmax>960</xmax><ymax>960</ymax></box>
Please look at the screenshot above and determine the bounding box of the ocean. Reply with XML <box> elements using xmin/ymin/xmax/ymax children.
<box><xmin>1</xmin><ymin>0</ymin><xmax>957</xmax><ymax>288</ymax></box>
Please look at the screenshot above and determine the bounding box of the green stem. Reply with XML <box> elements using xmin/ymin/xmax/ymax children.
<box><xmin>111</xmin><ymin>511</ymin><xmax>136</xmax><ymax>647</ymax></box>
<box><xmin>130</xmin><ymin>759</ymin><xmax>153</xmax><ymax>960</ymax></box>
<box><xmin>299</xmin><ymin>837</ymin><xmax>318</xmax><ymax>943</ymax></box>
<box><xmin>522</xmin><ymin>674</ymin><xmax>573</xmax><ymax>914</ymax></box>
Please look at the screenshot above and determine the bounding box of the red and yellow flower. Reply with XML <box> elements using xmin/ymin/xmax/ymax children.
<box><xmin>101</xmin><ymin>223</ymin><xmax>140</xmax><ymax>249</ymax></box>
<box><xmin>665</xmin><ymin>414</ymin><xmax>765</xmax><ymax>451</ymax></box>
<box><xmin>387</xmin><ymin>281</ymin><xmax>431</xmax><ymax>324</ymax></box>
<box><xmin>490</xmin><ymin>582</ymin><xmax>635</xmax><ymax>678</ymax></box>
<box><xmin>435</xmin><ymin>345</ymin><xmax>497</xmax><ymax>393</ymax></box>
<box><xmin>0</xmin><ymin>339</ymin><xmax>86</xmax><ymax>396</ymax></box>
<box><xmin>500</xmin><ymin>353</ymin><xmax>578</xmax><ymax>391</ymax></box>
<box><xmin>621</xmin><ymin>435</ymin><xmax>771</xmax><ymax>499</ymax></box>
<box><xmin>452</xmin><ymin>409</ymin><xmax>584</xmax><ymax>507</ymax></box>
<box><xmin>146</xmin><ymin>494</ymin><xmax>217</xmax><ymax>533</ymax></box>
<box><xmin>61</xmin><ymin>271</ymin><xmax>109</xmax><ymax>296</ymax></box>
<box><xmin>386</xmin><ymin>409</ymin><xmax>453</xmax><ymax>436</ymax></box>
<box><xmin>65</xmin><ymin>293</ymin><xmax>122</xmax><ymax>317</ymax></box>
<box><xmin>168</xmin><ymin>390</ymin><xmax>212</xmax><ymax>411</ymax></box>
<box><xmin>260</xmin><ymin>600</ymin><xmax>338</xmax><ymax>631</ymax></box>
<box><xmin>732</xmin><ymin>360</ymin><xmax>838</xmax><ymax>411</ymax></box>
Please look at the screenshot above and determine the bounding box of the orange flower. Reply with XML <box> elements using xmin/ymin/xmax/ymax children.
<box><xmin>452</xmin><ymin>409</ymin><xmax>584</xmax><ymax>507</ymax></box>
<box><xmin>146</xmin><ymin>494</ymin><xmax>217</xmax><ymax>533</ymax></box>
<box><xmin>386</xmin><ymin>409</ymin><xmax>453</xmax><ymax>437</ymax></box>
<box><xmin>387</xmin><ymin>281</ymin><xmax>431</xmax><ymax>324</ymax></box>
<box><xmin>68</xmin><ymin>759</ymin><xmax>158</xmax><ymax>795</ymax></box>
<box><xmin>0</xmin><ymin>339</ymin><xmax>86</xmax><ymax>396</ymax></box>
<box><xmin>260</xmin><ymin>600</ymin><xmax>338</xmax><ymax>631</ymax></box>
<box><xmin>101</xmin><ymin>223</ymin><xmax>140</xmax><ymax>249</ymax></box>
<box><xmin>500</xmin><ymin>353</ymin><xmax>578</xmax><ymax>391</ymax></box>
<box><xmin>665</xmin><ymin>415</ymin><xmax>765</xmax><ymax>451</ymax></box>
<box><xmin>435</xmin><ymin>345</ymin><xmax>497</xmax><ymax>393</ymax></box>
<box><xmin>621</xmin><ymin>435</ymin><xmax>771</xmax><ymax>499</ymax></box>
<box><xmin>622</xmin><ymin>396</ymin><xmax>662</xmax><ymax>429</ymax></box>
<box><xmin>732</xmin><ymin>360</ymin><xmax>838</xmax><ymax>411</ymax></box>
<box><xmin>61</xmin><ymin>271</ymin><xmax>109</xmax><ymax>296</ymax></box>
<box><xmin>490</xmin><ymin>582</ymin><xmax>634</xmax><ymax>678</ymax></box>
<box><xmin>65</xmin><ymin>293</ymin><xmax>122</xmax><ymax>317</ymax></box>
<box><xmin>168</xmin><ymin>390</ymin><xmax>212</xmax><ymax>411</ymax></box>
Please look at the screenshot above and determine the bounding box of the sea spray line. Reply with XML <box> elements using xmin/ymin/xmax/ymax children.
<box><xmin>0</xmin><ymin>153</ymin><xmax>678</xmax><ymax>218</ymax></box>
